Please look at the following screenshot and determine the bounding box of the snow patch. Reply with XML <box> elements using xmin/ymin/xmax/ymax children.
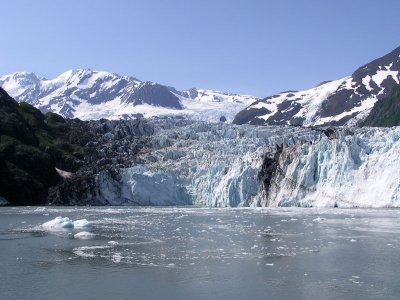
<box><xmin>371</xmin><ymin>70</ymin><xmax>399</xmax><ymax>86</ymax></box>
<box><xmin>55</xmin><ymin>168</ymin><xmax>73</xmax><ymax>179</ymax></box>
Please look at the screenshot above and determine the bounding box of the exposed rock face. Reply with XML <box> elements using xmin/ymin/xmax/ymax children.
<box><xmin>233</xmin><ymin>47</ymin><xmax>400</xmax><ymax>127</ymax></box>
<box><xmin>125</xmin><ymin>82</ymin><xmax>183</xmax><ymax>109</ymax></box>
<box><xmin>257</xmin><ymin>145</ymin><xmax>283</xmax><ymax>206</ymax></box>
<box><xmin>47</xmin><ymin>118</ymin><xmax>155</xmax><ymax>205</ymax></box>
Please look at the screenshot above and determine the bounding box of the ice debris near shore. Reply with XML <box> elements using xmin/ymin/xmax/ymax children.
<box><xmin>41</xmin><ymin>217</ymin><xmax>92</xmax><ymax>231</ymax></box>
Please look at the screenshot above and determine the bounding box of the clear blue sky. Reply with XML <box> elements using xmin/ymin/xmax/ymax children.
<box><xmin>1</xmin><ymin>0</ymin><xmax>400</xmax><ymax>97</ymax></box>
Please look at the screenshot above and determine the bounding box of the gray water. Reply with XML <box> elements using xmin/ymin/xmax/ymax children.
<box><xmin>1</xmin><ymin>207</ymin><xmax>399</xmax><ymax>300</ymax></box>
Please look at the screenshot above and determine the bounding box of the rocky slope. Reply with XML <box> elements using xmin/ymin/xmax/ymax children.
<box><xmin>361</xmin><ymin>85</ymin><xmax>400</xmax><ymax>127</ymax></box>
<box><xmin>233</xmin><ymin>46</ymin><xmax>400</xmax><ymax>127</ymax></box>
<box><xmin>0</xmin><ymin>88</ymin><xmax>88</xmax><ymax>205</ymax></box>
<box><xmin>0</xmin><ymin>69</ymin><xmax>258</xmax><ymax>123</ymax></box>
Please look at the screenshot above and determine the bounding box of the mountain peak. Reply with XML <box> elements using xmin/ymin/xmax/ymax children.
<box><xmin>234</xmin><ymin>46</ymin><xmax>400</xmax><ymax>127</ymax></box>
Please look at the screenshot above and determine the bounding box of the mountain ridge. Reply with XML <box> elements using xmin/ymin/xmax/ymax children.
<box><xmin>0</xmin><ymin>69</ymin><xmax>259</xmax><ymax>123</ymax></box>
<box><xmin>233</xmin><ymin>46</ymin><xmax>400</xmax><ymax>127</ymax></box>
<box><xmin>2</xmin><ymin>46</ymin><xmax>400</xmax><ymax>126</ymax></box>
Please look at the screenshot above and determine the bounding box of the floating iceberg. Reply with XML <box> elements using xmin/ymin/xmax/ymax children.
<box><xmin>41</xmin><ymin>217</ymin><xmax>92</xmax><ymax>231</ymax></box>
<box><xmin>41</xmin><ymin>216</ymin><xmax>74</xmax><ymax>230</ymax></box>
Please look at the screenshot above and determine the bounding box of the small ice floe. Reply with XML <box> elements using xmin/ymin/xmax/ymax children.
<box><xmin>265</xmin><ymin>263</ymin><xmax>274</xmax><ymax>266</ymax></box>
<box><xmin>108</xmin><ymin>241</ymin><xmax>119</xmax><ymax>245</ymax></box>
<box><xmin>349</xmin><ymin>276</ymin><xmax>361</xmax><ymax>284</ymax></box>
<box><xmin>73</xmin><ymin>219</ymin><xmax>92</xmax><ymax>229</ymax></box>
<box><xmin>41</xmin><ymin>216</ymin><xmax>92</xmax><ymax>231</ymax></box>
<box><xmin>350</xmin><ymin>239</ymin><xmax>357</xmax><ymax>243</ymax></box>
<box><xmin>112</xmin><ymin>253</ymin><xmax>123</xmax><ymax>263</ymax></box>
<box><xmin>74</xmin><ymin>231</ymin><xmax>96</xmax><ymax>239</ymax></box>
<box><xmin>312</xmin><ymin>217</ymin><xmax>325</xmax><ymax>223</ymax></box>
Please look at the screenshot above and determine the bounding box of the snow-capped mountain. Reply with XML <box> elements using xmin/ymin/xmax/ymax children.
<box><xmin>233</xmin><ymin>46</ymin><xmax>400</xmax><ymax>127</ymax></box>
<box><xmin>0</xmin><ymin>69</ymin><xmax>259</xmax><ymax>123</ymax></box>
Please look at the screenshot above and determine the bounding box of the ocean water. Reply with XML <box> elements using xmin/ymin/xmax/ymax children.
<box><xmin>1</xmin><ymin>207</ymin><xmax>399</xmax><ymax>300</ymax></box>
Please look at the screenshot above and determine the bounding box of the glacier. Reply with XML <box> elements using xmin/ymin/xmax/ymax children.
<box><xmin>76</xmin><ymin>119</ymin><xmax>400</xmax><ymax>208</ymax></box>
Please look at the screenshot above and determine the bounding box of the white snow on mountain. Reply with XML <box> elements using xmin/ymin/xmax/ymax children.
<box><xmin>250</xmin><ymin>78</ymin><xmax>348</xmax><ymax>125</ymax></box>
<box><xmin>0</xmin><ymin>69</ymin><xmax>258</xmax><ymax>123</ymax></box>
<box><xmin>237</xmin><ymin>73</ymin><xmax>395</xmax><ymax>126</ymax></box>
<box><xmin>234</xmin><ymin>46</ymin><xmax>400</xmax><ymax>126</ymax></box>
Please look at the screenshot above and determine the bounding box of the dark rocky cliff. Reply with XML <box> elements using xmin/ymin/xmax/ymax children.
<box><xmin>0</xmin><ymin>88</ymin><xmax>87</xmax><ymax>205</ymax></box>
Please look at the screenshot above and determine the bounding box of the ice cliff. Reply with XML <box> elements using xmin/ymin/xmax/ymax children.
<box><xmin>49</xmin><ymin>118</ymin><xmax>400</xmax><ymax>208</ymax></box>
<box><xmin>267</xmin><ymin>127</ymin><xmax>400</xmax><ymax>207</ymax></box>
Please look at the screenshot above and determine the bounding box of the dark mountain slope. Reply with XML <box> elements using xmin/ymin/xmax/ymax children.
<box><xmin>362</xmin><ymin>85</ymin><xmax>400</xmax><ymax>127</ymax></box>
<box><xmin>233</xmin><ymin>46</ymin><xmax>400</xmax><ymax>127</ymax></box>
<box><xmin>0</xmin><ymin>87</ymin><xmax>87</xmax><ymax>205</ymax></box>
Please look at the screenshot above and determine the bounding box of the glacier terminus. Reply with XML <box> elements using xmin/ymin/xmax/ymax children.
<box><xmin>47</xmin><ymin>118</ymin><xmax>400</xmax><ymax>208</ymax></box>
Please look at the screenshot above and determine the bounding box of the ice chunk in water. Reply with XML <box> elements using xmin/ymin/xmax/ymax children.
<box><xmin>74</xmin><ymin>231</ymin><xmax>96</xmax><ymax>239</ymax></box>
<box><xmin>41</xmin><ymin>216</ymin><xmax>74</xmax><ymax>230</ymax></box>
<box><xmin>41</xmin><ymin>217</ymin><xmax>92</xmax><ymax>231</ymax></box>
<box><xmin>73</xmin><ymin>219</ymin><xmax>92</xmax><ymax>229</ymax></box>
